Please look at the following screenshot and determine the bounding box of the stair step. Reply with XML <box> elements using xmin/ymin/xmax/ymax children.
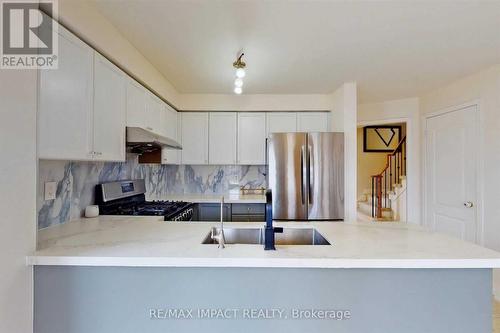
<box><xmin>381</xmin><ymin>209</ymin><xmax>393</xmax><ymax>219</ymax></box>
<box><xmin>357</xmin><ymin>201</ymin><xmax>394</xmax><ymax>219</ymax></box>
<box><xmin>357</xmin><ymin>201</ymin><xmax>373</xmax><ymax>216</ymax></box>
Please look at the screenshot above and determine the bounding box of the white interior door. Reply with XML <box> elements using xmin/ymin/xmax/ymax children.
<box><xmin>425</xmin><ymin>105</ymin><xmax>477</xmax><ymax>242</ymax></box>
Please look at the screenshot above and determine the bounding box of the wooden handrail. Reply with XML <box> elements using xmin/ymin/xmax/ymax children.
<box><xmin>369</xmin><ymin>136</ymin><xmax>407</xmax><ymax>219</ymax></box>
<box><xmin>371</xmin><ymin>136</ymin><xmax>406</xmax><ymax>178</ymax></box>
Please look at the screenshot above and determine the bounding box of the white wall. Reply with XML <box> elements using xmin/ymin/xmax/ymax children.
<box><xmin>331</xmin><ymin>82</ymin><xmax>357</xmax><ymax>222</ymax></box>
<box><xmin>178</xmin><ymin>93</ymin><xmax>332</xmax><ymax>111</ymax></box>
<box><xmin>358</xmin><ymin>98</ymin><xmax>421</xmax><ymax>224</ymax></box>
<box><xmin>0</xmin><ymin>70</ymin><xmax>37</xmax><ymax>332</ymax></box>
<box><xmin>420</xmin><ymin>64</ymin><xmax>500</xmax><ymax>250</ymax></box>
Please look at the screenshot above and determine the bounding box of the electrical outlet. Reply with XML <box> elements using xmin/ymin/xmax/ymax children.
<box><xmin>44</xmin><ymin>181</ymin><xmax>57</xmax><ymax>201</ymax></box>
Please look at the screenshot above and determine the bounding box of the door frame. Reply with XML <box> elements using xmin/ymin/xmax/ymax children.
<box><xmin>357</xmin><ymin>117</ymin><xmax>413</xmax><ymax>223</ymax></box>
<box><xmin>422</xmin><ymin>100</ymin><xmax>484</xmax><ymax>245</ymax></box>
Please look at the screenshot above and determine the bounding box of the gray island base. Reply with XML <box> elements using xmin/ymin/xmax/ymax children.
<box><xmin>34</xmin><ymin>266</ymin><xmax>491</xmax><ymax>333</ymax></box>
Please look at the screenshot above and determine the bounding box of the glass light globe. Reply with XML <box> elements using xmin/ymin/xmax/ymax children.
<box><xmin>234</xmin><ymin>87</ymin><xmax>242</xmax><ymax>94</ymax></box>
<box><xmin>234</xmin><ymin>78</ymin><xmax>243</xmax><ymax>88</ymax></box>
<box><xmin>235</xmin><ymin>68</ymin><xmax>246</xmax><ymax>78</ymax></box>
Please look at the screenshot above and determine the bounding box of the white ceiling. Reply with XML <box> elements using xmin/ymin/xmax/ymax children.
<box><xmin>92</xmin><ymin>0</ymin><xmax>500</xmax><ymax>102</ymax></box>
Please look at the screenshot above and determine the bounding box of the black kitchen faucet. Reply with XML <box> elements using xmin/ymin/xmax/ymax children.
<box><xmin>264</xmin><ymin>189</ymin><xmax>283</xmax><ymax>250</ymax></box>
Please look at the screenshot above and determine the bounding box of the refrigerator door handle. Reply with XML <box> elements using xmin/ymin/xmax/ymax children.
<box><xmin>308</xmin><ymin>145</ymin><xmax>313</xmax><ymax>205</ymax></box>
<box><xmin>264</xmin><ymin>138</ymin><xmax>269</xmax><ymax>177</ymax></box>
<box><xmin>300</xmin><ymin>145</ymin><xmax>306</xmax><ymax>205</ymax></box>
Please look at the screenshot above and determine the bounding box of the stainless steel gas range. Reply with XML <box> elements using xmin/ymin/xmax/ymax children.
<box><xmin>95</xmin><ymin>179</ymin><xmax>194</xmax><ymax>221</ymax></box>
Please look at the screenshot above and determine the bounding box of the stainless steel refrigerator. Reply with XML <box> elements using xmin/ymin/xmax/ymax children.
<box><xmin>267</xmin><ymin>132</ymin><xmax>344</xmax><ymax>221</ymax></box>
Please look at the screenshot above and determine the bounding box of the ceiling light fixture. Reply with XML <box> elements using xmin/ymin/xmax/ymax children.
<box><xmin>234</xmin><ymin>78</ymin><xmax>243</xmax><ymax>88</ymax></box>
<box><xmin>233</xmin><ymin>52</ymin><xmax>246</xmax><ymax>94</ymax></box>
<box><xmin>235</xmin><ymin>68</ymin><xmax>246</xmax><ymax>79</ymax></box>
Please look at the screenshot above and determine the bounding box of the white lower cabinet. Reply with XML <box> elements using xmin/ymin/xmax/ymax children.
<box><xmin>180</xmin><ymin>113</ymin><xmax>209</xmax><ymax>164</ymax></box>
<box><xmin>237</xmin><ymin>112</ymin><xmax>267</xmax><ymax>165</ymax></box>
<box><xmin>38</xmin><ymin>25</ymin><xmax>94</xmax><ymax>160</ymax></box>
<box><xmin>297</xmin><ymin>112</ymin><xmax>330</xmax><ymax>132</ymax></box>
<box><xmin>93</xmin><ymin>54</ymin><xmax>126</xmax><ymax>161</ymax></box>
<box><xmin>266</xmin><ymin>112</ymin><xmax>297</xmax><ymax>136</ymax></box>
<box><xmin>209</xmin><ymin>112</ymin><xmax>237</xmax><ymax>165</ymax></box>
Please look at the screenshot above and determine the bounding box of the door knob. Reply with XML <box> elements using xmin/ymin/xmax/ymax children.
<box><xmin>464</xmin><ymin>201</ymin><xmax>474</xmax><ymax>208</ymax></box>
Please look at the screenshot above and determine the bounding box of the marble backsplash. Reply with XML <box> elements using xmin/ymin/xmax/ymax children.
<box><xmin>38</xmin><ymin>157</ymin><xmax>266</xmax><ymax>229</ymax></box>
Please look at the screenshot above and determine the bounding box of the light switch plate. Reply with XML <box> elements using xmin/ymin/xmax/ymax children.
<box><xmin>44</xmin><ymin>181</ymin><xmax>57</xmax><ymax>201</ymax></box>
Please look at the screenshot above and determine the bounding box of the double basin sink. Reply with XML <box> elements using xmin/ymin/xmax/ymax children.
<box><xmin>202</xmin><ymin>227</ymin><xmax>331</xmax><ymax>246</ymax></box>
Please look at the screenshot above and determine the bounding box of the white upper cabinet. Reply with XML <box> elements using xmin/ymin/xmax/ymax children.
<box><xmin>145</xmin><ymin>92</ymin><xmax>165</xmax><ymax>136</ymax></box>
<box><xmin>297</xmin><ymin>112</ymin><xmax>330</xmax><ymax>132</ymax></box>
<box><xmin>126</xmin><ymin>79</ymin><xmax>147</xmax><ymax>128</ymax></box>
<box><xmin>127</xmin><ymin>80</ymin><xmax>167</xmax><ymax>137</ymax></box>
<box><xmin>38</xmin><ymin>25</ymin><xmax>94</xmax><ymax>160</ymax></box>
<box><xmin>209</xmin><ymin>112</ymin><xmax>237</xmax><ymax>165</ymax></box>
<box><xmin>93</xmin><ymin>53</ymin><xmax>126</xmax><ymax>162</ymax></box>
<box><xmin>180</xmin><ymin>112</ymin><xmax>209</xmax><ymax>164</ymax></box>
<box><xmin>237</xmin><ymin>112</ymin><xmax>266</xmax><ymax>165</ymax></box>
<box><xmin>162</xmin><ymin>105</ymin><xmax>180</xmax><ymax>164</ymax></box>
<box><xmin>165</xmin><ymin>104</ymin><xmax>178</xmax><ymax>139</ymax></box>
<box><xmin>266</xmin><ymin>112</ymin><xmax>297</xmax><ymax>136</ymax></box>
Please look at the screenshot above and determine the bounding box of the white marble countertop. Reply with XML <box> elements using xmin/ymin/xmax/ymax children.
<box><xmin>149</xmin><ymin>193</ymin><xmax>266</xmax><ymax>204</ymax></box>
<box><xmin>29</xmin><ymin>216</ymin><xmax>500</xmax><ymax>268</ymax></box>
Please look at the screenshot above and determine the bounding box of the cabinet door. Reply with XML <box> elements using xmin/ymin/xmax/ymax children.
<box><xmin>38</xmin><ymin>25</ymin><xmax>94</xmax><ymax>160</ymax></box>
<box><xmin>198</xmin><ymin>203</ymin><xmax>231</xmax><ymax>221</ymax></box>
<box><xmin>237</xmin><ymin>113</ymin><xmax>266</xmax><ymax>165</ymax></box>
<box><xmin>266</xmin><ymin>112</ymin><xmax>297</xmax><ymax>136</ymax></box>
<box><xmin>160</xmin><ymin>104</ymin><xmax>168</xmax><ymax>137</ymax></box>
<box><xmin>162</xmin><ymin>105</ymin><xmax>180</xmax><ymax>164</ymax></box>
<box><xmin>165</xmin><ymin>104</ymin><xmax>178</xmax><ymax>139</ymax></box>
<box><xmin>231</xmin><ymin>203</ymin><xmax>265</xmax><ymax>221</ymax></box>
<box><xmin>180</xmin><ymin>112</ymin><xmax>209</xmax><ymax>164</ymax></box>
<box><xmin>209</xmin><ymin>112</ymin><xmax>237</xmax><ymax>164</ymax></box>
<box><xmin>145</xmin><ymin>92</ymin><xmax>164</xmax><ymax>135</ymax></box>
<box><xmin>297</xmin><ymin>112</ymin><xmax>329</xmax><ymax>132</ymax></box>
<box><xmin>93</xmin><ymin>53</ymin><xmax>126</xmax><ymax>161</ymax></box>
<box><xmin>126</xmin><ymin>79</ymin><xmax>146</xmax><ymax>128</ymax></box>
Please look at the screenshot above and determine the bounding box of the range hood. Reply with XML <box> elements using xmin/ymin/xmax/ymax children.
<box><xmin>126</xmin><ymin>127</ymin><xmax>182</xmax><ymax>155</ymax></box>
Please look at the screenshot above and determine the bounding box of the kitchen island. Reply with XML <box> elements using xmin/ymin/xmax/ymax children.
<box><xmin>31</xmin><ymin>217</ymin><xmax>500</xmax><ymax>333</ymax></box>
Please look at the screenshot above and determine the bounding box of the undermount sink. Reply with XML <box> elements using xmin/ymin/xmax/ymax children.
<box><xmin>201</xmin><ymin>227</ymin><xmax>331</xmax><ymax>246</ymax></box>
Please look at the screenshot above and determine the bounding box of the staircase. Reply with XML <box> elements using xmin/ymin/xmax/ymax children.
<box><xmin>358</xmin><ymin>137</ymin><xmax>407</xmax><ymax>221</ymax></box>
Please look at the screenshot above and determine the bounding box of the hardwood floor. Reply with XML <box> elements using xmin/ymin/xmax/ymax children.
<box><xmin>494</xmin><ymin>300</ymin><xmax>500</xmax><ymax>333</ymax></box>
